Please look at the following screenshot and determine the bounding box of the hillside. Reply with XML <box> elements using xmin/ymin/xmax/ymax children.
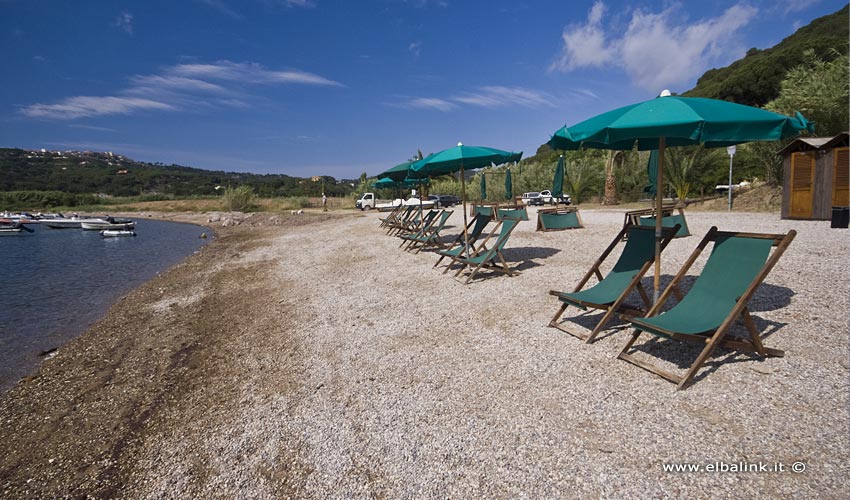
<box><xmin>0</xmin><ymin>148</ymin><xmax>355</xmax><ymax>198</ymax></box>
<box><xmin>684</xmin><ymin>5</ymin><xmax>848</xmax><ymax>106</ymax></box>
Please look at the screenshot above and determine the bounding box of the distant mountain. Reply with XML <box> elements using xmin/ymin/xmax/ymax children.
<box><xmin>0</xmin><ymin>148</ymin><xmax>355</xmax><ymax>198</ymax></box>
<box><xmin>683</xmin><ymin>5</ymin><xmax>848</xmax><ymax>106</ymax></box>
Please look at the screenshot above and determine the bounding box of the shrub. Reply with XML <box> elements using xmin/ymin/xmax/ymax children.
<box><xmin>222</xmin><ymin>185</ymin><xmax>255</xmax><ymax>211</ymax></box>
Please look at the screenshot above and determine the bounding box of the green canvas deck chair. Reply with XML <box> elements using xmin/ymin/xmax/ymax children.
<box><xmin>401</xmin><ymin>210</ymin><xmax>453</xmax><ymax>252</ymax></box>
<box><xmin>379</xmin><ymin>205</ymin><xmax>405</xmax><ymax>228</ymax></box>
<box><xmin>434</xmin><ymin>213</ymin><xmax>493</xmax><ymax>270</ymax></box>
<box><xmin>393</xmin><ymin>207</ymin><xmax>434</xmax><ymax>237</ymax></box>
<box><xmin>537</xmin><ymin>207</ymin><xmax>584</xmax><ymax>231</ymax></box>
<box><xmin>618</xmin><ymin>227</ymin><xmax>796</xmax><ymax>389</ymax></box>
<box><xmin>470</xmin><ymin>203</ymin><xmax>498</xmax><ymax>219</ymax></box>
<box><xmin>398</xmin><ymin>209</ymin><xmax>442</xmax><ymax>248</ymax></box>
<box><xmin>548</xmin><ymin>224</ymin><xmax>680</xmax><ymax>343</ymax></box>
<box><xmin>496</xmin><ymin>206</ymin><xmax>529</xmax><ymax>221</ymax></box>
<box><xmin>453</xmin><ymin>217</ymin><xmax>522</xmax><ymax>284</ymax></box>
<box><xmin>624</xmin><ymin>205</ymin><xmax>690</xmax><ymax>238</ymax></box>
<box><xmin>384</xmin><ymin>205</ymin><xmax>415</xmax><ymax>234</ymax></box>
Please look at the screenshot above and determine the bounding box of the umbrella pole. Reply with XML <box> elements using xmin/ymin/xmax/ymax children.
<box><xmin>654</xmin><ymin>137</ymin><xmax>666</xmax><ymax>304</ymax></box>
<box><xmin>461</xmin><ymin>163</ymin><xmax>470</xmax><ymax>258</ymax></box>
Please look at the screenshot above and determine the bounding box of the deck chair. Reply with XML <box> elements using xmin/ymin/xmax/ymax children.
<box><xmin>453</xmin><ymin>217</ymin><xmax>522</xmax><ymax>284</ymax></box>
<box><xmin>379</xmin><ymin>205</ymin><xmax>405</xmax><ymax>228</ymax></box>
<box><xmin>624</xmin><ymin>205</ymin><xmax>690</xmax><ymax>238</ymax></box>
<box><xmin>618</xmin><ymin>227</ymin><xmax>796</xmax><ymax>389</ymax></box>
<box><xmin>394</xmin><ymin>208</ymin><xmax>435</xmax><ymax>237</ymax></box>
<box><xmin>537</xmin><ymin>207</ymin><xmax>584</xmax><ymax>231</ymax></box>
<box><xmin>398</xmin><ymin>209</ymin><xmax>442</xmax><ymax>248</ymax></box>
<box><xmin>401</xmin><ymin>210</ymin><xmax>453</xmax><ymax>252</ymax></box>
<box><xmin>384</xmin><ymin>205</ymin><xmax>415</xmax><ymax>234</ymax></box>
<box><xmin>497</xmin><ymin>206</ymin><xmax>529</xmax><ymax>221</ymax></box>
<box><xmin>434</xmin><ymin>213</ymin><xmax>493</xmax><ymax>270</ymax></box>
<box><xmin>548</xmin><ymin>224</ymin><xmax>680</xmax><ymax>343</ymax></box>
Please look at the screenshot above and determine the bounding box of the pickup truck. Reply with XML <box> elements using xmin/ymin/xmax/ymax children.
<box><xmin>355</xmin><ymin>192</ymin><xmax>435</xmax><ymax>211</ymax></box>
<box><xmin>540</xmin><ymin>190</ymin><xmax>572</xmax><ymax>205</ymax></box>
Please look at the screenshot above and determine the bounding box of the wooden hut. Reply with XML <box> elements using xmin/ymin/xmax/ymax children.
<box><xmin>780</xmin><ymin>132</ymin><xmax>849</xmax><ymax>220</ymax></box>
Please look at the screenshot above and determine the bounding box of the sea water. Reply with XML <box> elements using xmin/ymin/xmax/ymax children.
<box><xmin>0</xmin><ymin>219</ymin><xmax>209</xmax><ymax>391</ymax></box>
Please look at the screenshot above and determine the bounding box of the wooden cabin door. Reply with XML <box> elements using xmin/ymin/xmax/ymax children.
<box><xmin>790</xmin><ymin>152</ymin><xmax>815</xmax><ymax>219</ymax></box>
<box><xmin>832</xmin><ymin>147</ymin><xmax>849</xmax><ymax>206</ymax></box>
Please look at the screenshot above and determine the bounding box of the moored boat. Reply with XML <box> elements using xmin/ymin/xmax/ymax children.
<box><xmin>82</xmin><ymin>220</ymin><xmax>136</xmax><ymax>230</ymax></box>
<box><xmin>100</xmin><ymin>229</ymin><xmax>136</xmax><ymax>237</ymax></box>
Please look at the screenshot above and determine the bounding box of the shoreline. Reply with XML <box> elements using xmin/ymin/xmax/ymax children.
<box><xmin>1</xmin><ymin>208</ymin><xmax>846</xmax><ymax>498</ymax></box>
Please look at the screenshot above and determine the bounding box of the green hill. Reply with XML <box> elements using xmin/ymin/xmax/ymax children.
<box><xmin>0</xmin><ymin>148</ymin><xmax>355</xmax><ymax>198</ymax></box>
<box><xmin>683</xmin><ymin>5</ymin><xmax>848</xmax><ymax>106</ymax></box>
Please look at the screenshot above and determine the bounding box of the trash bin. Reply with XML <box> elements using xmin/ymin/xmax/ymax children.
<box><xmin>831</xmin><ymin>206</ymin><xmax>850</xmax><ymax>228</ymax></box>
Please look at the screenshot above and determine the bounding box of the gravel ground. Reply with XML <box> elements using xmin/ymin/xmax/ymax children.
<box><xmin>1</xmin><ymin>207</ymin><xmax>847</xmax><ymax>498</ymax></box>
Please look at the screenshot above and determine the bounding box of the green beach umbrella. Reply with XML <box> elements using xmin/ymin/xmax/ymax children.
<box><xmin>643</xmin><ymin>150</ymin><xmax>659</xmax><ymax>197</ymax></box>
<box><xmin>378</xmin><ymin>160</ymin><xmax>418</xmax><ymax>182</ymax></box>
<box><xmin>547</xmin><ymin>92</ymin><xmax>813</xmax><ymax>302</ymax></box>
<box><xmin>411</xmin><ymin>143</ymin><xmax>523</xmax><ymax>254</ymax></box>
<box><xmin>552</xmin><ymin>155</ymin><xmax>565</xmax><ymax>198</ymax></box>
<box><xmin>480</xmin><ymin>174</ymin><xmax>487</xmax><ymax>200</ymax></box>
<box><xmin>505</xmin><ymin>168</ymin><xmax>513</xmax><ymax>201</ymax></box>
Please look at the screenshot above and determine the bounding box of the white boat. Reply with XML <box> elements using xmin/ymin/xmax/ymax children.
<box><xmin>81</xmin><ymin>220</ymin><xmax>135</xmax><ymax>230</ymax></box>
<box><xmin>44</xmin><ymin>217</ymin><xmax>104</xmax><ymax>229</ymax></box>
<box><xmin>0</xmin><ymin>227</ymin><xmax>25</xmax><ymax>235</ymax></box>
<box><xmin>100</xmin><ymin>230</ymin><xmax>136</xmax><ymax>237</ymax></box>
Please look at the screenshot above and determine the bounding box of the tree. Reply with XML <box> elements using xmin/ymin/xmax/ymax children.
<box><xmin>766</xmin><ymin>48</ymin><xmax>849</xmax><ymax>137</ymax></box>
<box><xmin>603</xmin><ymin>150</ymin><xmax>622</xmax><ymax>205</ymax></box>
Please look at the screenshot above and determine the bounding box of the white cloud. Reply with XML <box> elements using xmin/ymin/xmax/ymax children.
<box><xmin>22</xmin><ymin>96</ymin><xmax>172</xmax><ymax>119</ymax></box>
<box><xmin>409</xmin><ymin>41</ymin><xmax>422</xmax><ymax>58</ymax></box>
<box><xmin>394</xmin><ymin>86</ymin><xmax>551</xmax><ymax>112</ymax></box>
<box><xmin>454</xmin><ymin>86</ymin><xmax>550</xmax><ymax>108</ymax></box>
<box><xmin>549</xmin><ymin>1</ymin><xmax>614</xmax><ymax>72</ymax></box>
<box><xmin>405</xmin><ymin>97</ymin><xmax>457</xmax><ymax>111</ymax></box>
<box><xmin>20</xmin><ymin>60</ymin><xmax>342</xmax><ymax>120</ymax></box>
<box><xmin>114</xmin><ymin>12</ymin><xmax>133</xmax><ymax>35</ymax></box>
<box><xmin>550</xmin><ymin>2</ymin><xmax>758</xmax><ymax>91</ymax></box>
<box><xmin>781</xmin><ymin>0</ymin><xmax>822</xmax><ymax>14</ymax></box>
<box><xmin>171</xmin><ymin>61</ymin><xmax>343</xmax><ymax>86</ymax></box>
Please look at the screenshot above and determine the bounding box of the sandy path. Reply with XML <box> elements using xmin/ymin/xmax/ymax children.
<box><xmin>1</xmin><ymin>208</ymin><xmax>847</xmax><ymax>498</ymax></box>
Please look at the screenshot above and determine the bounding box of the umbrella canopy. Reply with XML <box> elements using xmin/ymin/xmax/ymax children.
<box><xmin>552</xmin><ymin>155</ymin><xmax>565</xmax><ymax>197</ymax></box>
<box><xmin>372</xmin><ymin>176</ymin><xmax>428</xmax><ymax>189</ymax></box>
<box><xmin>548</xmin><ymin>95</ymin><xmax>812</xmax><ymax>151</ymax></box>
<box><xmin>505</xmin><ymin>168</ymin><xmax>513</xmax><ymax>200</ymax></box>
<box><xmin>547</xmin><ymin>93</ymin><xmax>812</xmax><ymax>302</ymax></box>
<box><xmin>378</xmin><ymin>159</ymin><xmax>418</xmax><ymax>182</ymax></box>
<box><xmin>410</xmin><ymin>143</ymin><xmax>522</xmax><ymax>254</ymax></box>
<box><xmin>480</xmin><ymin>174</ymin><xmax>487</xmax><ymax>200</ymax></box>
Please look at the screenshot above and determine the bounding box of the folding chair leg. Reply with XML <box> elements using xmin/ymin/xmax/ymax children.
<box><xmin>548</xmin><ymin>302</ymin><xmax>569</xmax><ymax>328</ymax></box>
<box><xmin>741</xmin><ymin>308</ymin><xmax>767</xmax><ymax>356</ymax></box>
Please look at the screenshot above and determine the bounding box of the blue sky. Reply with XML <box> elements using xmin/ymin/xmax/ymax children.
<box><xmin>1</xmin><ymin>0</ymin><xmax>845</xmax><ymax>179</ymax></box>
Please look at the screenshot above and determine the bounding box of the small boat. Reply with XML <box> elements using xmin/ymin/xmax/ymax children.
<box><xmin>44</xmin><ymin>216</ymin><xmax>106</xmax><ymax>229</ymax></box>
<box><xmin>0</xmin><ymin>221</ymin><xmax>34</xmax><ymax>235</ymax></box>
<box><xmin>100</xmin><ymin>230</ymin><xmax>136</xmax><ymax>238</ymax></box>
<box><xmin>81</xmin><ymin>220</ymin><xmax>135</xmax><ymax>230</ymax></box>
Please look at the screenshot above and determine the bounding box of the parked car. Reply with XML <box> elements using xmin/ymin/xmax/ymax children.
<box><xmin>521</xmin><ymin>192</ymin><xmax>545</xmax><ymax>206</ymax></box>
<box><xmin>540</xmin><ymin>190</ymin><xmax>572</xmax><ymax>205</ymax></box>
<box><xmin>429</xmin><ymin>194</ymin><xmax>462</xmax><ymax>207</ymax></box>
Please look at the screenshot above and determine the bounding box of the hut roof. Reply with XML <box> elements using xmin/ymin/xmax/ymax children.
<box><xmin>778</xmin><ymin>132</ymin><xmax>849</xmax><ymax>156</ymax></box>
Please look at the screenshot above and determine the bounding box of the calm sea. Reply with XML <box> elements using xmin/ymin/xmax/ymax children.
<box><xmin>0</xmin><ymin>219</ymin><xmax>209</xmax><ymax>391</ymax></box>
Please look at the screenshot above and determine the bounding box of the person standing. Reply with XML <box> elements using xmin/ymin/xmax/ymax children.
<box><xmin>322</xmin><ymin>193</ymin><xmax>327</xmax><ymax>211</ymax></box>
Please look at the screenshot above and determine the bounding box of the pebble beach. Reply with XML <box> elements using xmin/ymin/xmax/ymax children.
<box><xmin>0</xmin><ymin>207</ymin><xmax>847</xmax><ymax>498</ymax></box>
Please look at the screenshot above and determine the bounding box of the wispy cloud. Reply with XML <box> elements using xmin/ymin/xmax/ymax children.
<box><xmin>23</xmin><ymin>96</ymin><xmax>172</xmax><ymax>120</ymax></box>
<box><xmin>68</xmin><ymin>124</ymin><xmax>119</xmax><ymax>133</ymax></box>
<box><xmin>114</xmin><ymin>12</ymin><xmax>134</xmax><ymax>35</ymax></box>
<box><xmin>780</xmin><ymin>0</ymin><xmax>822</xmax><ymax>15</ymax></box>
<box><xmin>196</xmin><ymin>0</ymin><xmax>242</xmax><ymax>18</ymax></box>
<box><xmin>266</xmin><ymin>0</ymin><xmax>317</xmax><ymax>8</ymax></box>
<box><xmin>408</xmin><ymin>41</ymin><xmax>422</xmax><ymax>58</ymax></box>
<box><xmin>393</xmin><ymin>85</ymin><xmax>552</xmax><ymax>112</ymax></box>
<box><xmin>20</xmin><ymin>60</ymin><xmax>343</xmax><ymax>120</ymax></box>
<box><xmin>550</xmin><ymin>1</ymin><xmax>758</xmax><ymax>91</ymax></box>
<box><xmin>403</xmin><ymin>97</ymin><xmax>457</xmax><ymax>111</ymax></box>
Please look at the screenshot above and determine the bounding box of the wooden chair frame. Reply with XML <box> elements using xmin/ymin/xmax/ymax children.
<box><xmin>618</xmin><ymin>227</ymin><xmax>796</xmax><ymax>389</ymax></box>
<box><xmin>434</xmin><ymin>214</ymin><xmax>493</xmax><ymax>270</ymax></box>
<box><xmin>453</xmin><ymin>218</ymin><xmax>522</xmax><ymax>284</ymax></box>
<box><xmin>548</xmin><ymin>224</ymin><xmax>680</xmax><ymax>343</ymax></box>
<box><xmin>536</xmin><ymin>207</ymin><xmax>584</xmax><ymax>232</ymax></box>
